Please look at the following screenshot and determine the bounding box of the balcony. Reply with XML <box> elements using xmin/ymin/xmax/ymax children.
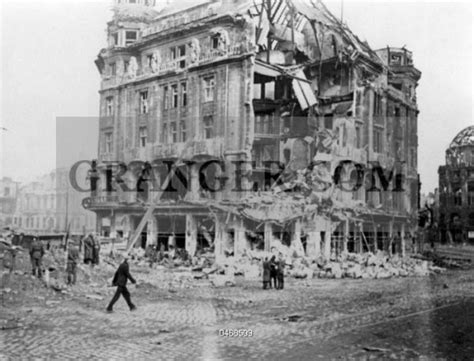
<box><xmin>82</xmin><ymin>195</ymin><xmax>120</xmax><ymax>210</ymax></box>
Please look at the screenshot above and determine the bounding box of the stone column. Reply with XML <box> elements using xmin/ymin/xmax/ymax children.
<box><xmin>306</xmin><ymin>231</ymin><xmax>321</xmax><ymax>258</ymax></box>
<box><xmin>185</xmin><ymin>163</ymin><xmax>200</xmax><ymax>202</ymax></box>
<box><xmin>264</xmin><ymin>222</ymin><xmax>273</xmax><ymax>252</ymax></box>
<box><xmin>185</xmin><ymin>214</ymin><xmax>198</xmax><ymax>257</ymax></box>
<box><xmin>109</xmin><ymin>211</ymin><xmax>116</xmax><ymax>239</ymax></box>
<box><xmin>343</xmin><ymin>220</ymin><xmax>349</xmax><ymax>254</ymax></box>
<box><xmin>323</xmin><ymin>230</ymin><xmax>331</xmax><ymax>260</ymax></box>
<box><xmin>214</xmin><ymin>214</ymin><xmax>228</xmax><ymax>264</ymax></box>
<box><xmin>373</xmin><ymin>224</ymin><xmax>378</xmax><ymax>253</ymax></box>
<box><xmin>147</xmin><ymin>215</ymin><xmax>158</xmax><ymax>247</ymax></box>
<box><xmin>292</xmin><ymin>219</ymin><xmax>303</xmax><ymax>255</ymax></box>
<box><xmin>401</xmin><ymin>223</ymin><xmax>406</xmax><ymax>257</ymax></box>
<box><xmin>388</xmin><ymin>220</ymin><xmax>394</xmax><ymax>255</ymax></box>
<box><xmin>234</xmin><ymin>217</ymin><xmax>246</xmax><ymax>257</ymax></box>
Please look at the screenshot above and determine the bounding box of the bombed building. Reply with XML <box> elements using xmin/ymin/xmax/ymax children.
<box><xmin>83</xmin><ymin>0</ymin><xmax>421</xmax><ymax>261</ymax></box>
<box><xmin>438</xmin><ymin>126</ymin><xmax>474</xmax><ymax>243</ymax></box>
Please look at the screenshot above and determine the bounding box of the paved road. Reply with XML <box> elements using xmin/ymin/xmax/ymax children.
<box><xmin>2</xmin><ymin>271</ymin><xmax>474</xmax><ymax>360</ymax></box>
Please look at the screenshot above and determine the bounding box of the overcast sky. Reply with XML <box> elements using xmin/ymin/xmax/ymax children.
<box><xmin>1</xmin><ymin>0</ymin><xmax>473</xmax><ymax>193</ymax></box>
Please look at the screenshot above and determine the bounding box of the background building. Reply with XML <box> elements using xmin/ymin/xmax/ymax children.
<box><xmin>84</xmin><ymin>0</ymin><xmax>421</xmax><ymax>260</ymax></box>
<box><xmin>0</xmin><ymin>177</ymin><xmax>19</xmax><ymax>228</ymax></box>
<box><xmin>438</xmin><ymin>126</ymin><xmax>474</xmax><ymax>243</ymax></box>
<box><xmin>12</xmin><ymin>168</ymin><xmax>96</xmax><ymax>235</ymax></box>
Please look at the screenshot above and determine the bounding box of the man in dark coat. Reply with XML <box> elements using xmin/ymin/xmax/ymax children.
<box><xmin>262</xmin><ymin>257</ymin><xmax>271</xmax><ymax>289</ymax></box>
<box><xmin>269</xmin><ymin>255</ymin><xmax>278</xmax><ymax>289</ymax></box>
<box><xmin>276</xmin><ymin>253</ymin><xmax>285</xmax><ymax>290</ymax></box>
<box><xmin>66</xmin><ymin>241</ymin><xmax>79</xmax><ymax>285</ymax></box>
<box><xmin>92</xmin><ymin>233</ymin><xmax>101</xmax><ymax>265</ymax></box>
<box><xmin>106</xmin><ymin>254</ymin><xmax>137</xmax><ymax>312</ymax></box>
<box><xmin>82</xmin><ymin>233</ymin><xmax>94</xmax><ymax>265</ymax></box>
<box><xmin>30</xmin><ymin>237</ymin><xmax>44</xmax><ymax>278</ymax></box>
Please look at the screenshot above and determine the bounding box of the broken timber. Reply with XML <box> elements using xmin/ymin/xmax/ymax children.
<box><xmin>125</xmin><ymin>141</ymin><xmax>194</xmax><ymax>254</ymax></box>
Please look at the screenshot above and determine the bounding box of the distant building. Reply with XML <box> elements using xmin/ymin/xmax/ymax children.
<box><xmin>0</xmin><ymin>177</ymin><xmax>19</xmax><ymax>228</ymax></box>
<box><xmin>12</xmin><ymin>168</ymin><xmax>96</xmax><ymax>235</ymax></box>
<box><xmin>438</xmin><ymin>126</ymin><xmax>474</xmax><ymax>243</ymax></box>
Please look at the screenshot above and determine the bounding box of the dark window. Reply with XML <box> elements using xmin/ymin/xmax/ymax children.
<box><xmin>203</xmin><ymin>115</ymin><xmax>214</xmax><ymax>139</ymax></box>
<box><xmin>181</xmin><ymin>82</ymin><xmax>187</xmax><ymax>107</ymax></box>
<box><xmin>170</xmin><ymin>122</ymin><xmax>178</xmax><ymax>143</ymax></box>
<box><xmin>355</xmin><ymin>126</ymin><xmax>361</xmax><ymax>148</ymax></box>
<box><xmin>125</xmin><ymin>31</ymin><xmax>137</xmax><ymax>46</ymax></box>
<box><xmin>163</xmin><ymin>86</ymin><xmax>169</xmax><ymax>110</ymax></box>
<box><xmin>203</xmin><ymin>76</ymin><xmax>215</xmax><ymax>102</ymax></box>
<box><xmin>171</xmin><ymin>84</ymin><xmax>178</xmax><ymax>108</ymax></box>
<box><xmin>180</xmin><ymin>121</ymin><xmax>187</xmax><ymax>142</ymax></box>
<box><xmin>373</xmin><ymin>129</ymin><xmax>383</xmax><ymax>153</ymax></box>
<box><xmin>139</xmin><ymin>126</ymin><xmax>147</xmax><ymax>147</ymax></box>
<box><xmin>139</xmin><ymin>90</ymin><xmax>149</xmax><ymax>114</ymax></box>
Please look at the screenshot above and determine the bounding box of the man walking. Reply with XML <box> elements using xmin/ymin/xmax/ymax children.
<box><xmin>106</xmin><ymin>254</ymin><xmax>137</xmax><ymax>313</ymax></box>
<box><xmin>30</xmin><ymin>236</ymin><xmax>44</xmax><ymax>279</ymax></box>
<box><xmin>66</xmin><ymin>241</ymin><xmax>79</xmax><ymax>285</ymax></box>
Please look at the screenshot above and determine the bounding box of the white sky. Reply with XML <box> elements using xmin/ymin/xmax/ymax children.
<box><xmin>1</xmin><ymin>0</ymin><xmax>473</xmax><ymax>193</ymax></box>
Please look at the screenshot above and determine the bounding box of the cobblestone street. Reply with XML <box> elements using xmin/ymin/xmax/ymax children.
<box><xmin>2</xmin><ymin>269</ymin><xmax>474</xmax><ymax>360</ymax></box>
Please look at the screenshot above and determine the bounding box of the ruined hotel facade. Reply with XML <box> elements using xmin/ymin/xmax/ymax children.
<box><xmin>82</xmin><ymin>0</ymin><xmax>421</xmax><ymax>261</ymax></box>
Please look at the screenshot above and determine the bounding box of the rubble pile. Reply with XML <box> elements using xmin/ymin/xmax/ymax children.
<box><xmin>206</xmin><ymin>250</ymin><xmax>445</xmax><ymax>281</ymax></box>
<box><xmin>315</xmin><ymin>252</ymin><xmax>445</xmax><ymax>279</ymax></box>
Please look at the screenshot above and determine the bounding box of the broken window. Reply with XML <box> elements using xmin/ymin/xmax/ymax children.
<box><xmin>453</xmin><ymin>185</ymin><xmax>462</xmax><ymax>206</ymax></box>
<box><xmin>355</xmin><ymin>126</ymin><xmax>361</xmax><ymax>148</ymax></box>
<box><xmin>373</xmin><ymin>128</ymin><xmax>383</xmax><ymax>153</ymax></box>
<box><xmin>171</xmin><ymin>84</ymin><xmax>178</xmax><ymax>108</ymax></box>
<box><xmin>139</xmin><ymin>90</ymin><xmax>149</xmax><ymax>114</ymax></box>
<box><xmin>468</xmin><ymin>183</ymin><xmax>474</xmax><ymax>206</ymax></box>
<box><xmin>252</xmin><ymin>143</ymin><xmax>276</xmax><ymax>168</ymax></box>
<box><xmin>105</xmin><ymin>132</ymin><xmax>113</xmax><ymax>153</ymax></box>
<box><xmin>139</xmin><ymin>126</ymin><xmax>147</xmax><ymax>147</ymax></box>
<box><xmin>170</xmin><ymin>122</ymin><xmax>178</xmax><ymax>142</ymax></box>
<box><xmin>203</xmin><ymin>115</ymin><xmax>214</xmax><ymax>139</ymax></box>
<box><xmin>324</xmin><ymin>115</ymin><xmax>333</xmax><ymax>130</ymax></box>
<box><xmin>180</xmin><ymin>120</ymin><xmax>187</xmax><ymax>142</ymax></box>
<box><xmin>163</xmin><ymin>85</ymin><xmax>169</xmax><ymax>110</ymax></box>
<box><xmin>125</xmin><ymin>30</ymin><xmax>138</xmax><ymax>46</ymax></box>
<box><xmin>255</xmin><ymin>114</ymin><xmax>277</xmax><ymax>135</ymax></box>
<box><xmin>203</xmin><ymin>76</ymin><xmax>215</xmax><ymax>102</ymax></box>
<box><xmin>106</xmin><ymin>96</ymin><xmax>114</xmax><ymax>116</ymax></box>
<box><xmin>181</xmin><ymin>82</ymin><xmax>187</xmax><ymax>107</ymax></box>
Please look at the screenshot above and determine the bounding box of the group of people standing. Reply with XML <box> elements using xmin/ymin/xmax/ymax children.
<box><xmin>262</xmin><ymin>254</ymin><xmax>285</xmax><ymax>290</ymax></box>
<box><xmin>82</xmin><ymin>232</ymin><xmax>101</xmax><ymax>265</ymax></box>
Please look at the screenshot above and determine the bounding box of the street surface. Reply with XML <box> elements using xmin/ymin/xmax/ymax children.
<box><xmin>2</xmin><ymin>266</ymin><xmax>474</xmax><ymax>360</ymax></box>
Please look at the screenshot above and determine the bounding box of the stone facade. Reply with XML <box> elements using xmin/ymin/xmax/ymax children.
<box><xmin>85</xmin><ymin>0</ymin><xmax>421</xmax><ymax>261</ymax></box>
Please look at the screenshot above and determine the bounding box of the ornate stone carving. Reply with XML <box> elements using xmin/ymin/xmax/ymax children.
<box><xmin>127</xmin><ymin>56</ymin><xmax>138</xmax><ymax>79</ymax></box>
<box><xmin>217</xmin><ymin>29</ymin><xmax>229</xmax><ymax>54</ymax></box>
<box><xmin>188</xmin><ymin>38</ymin><xmax>201</xmax><ymax>64</ymax></box>
<box><xmin>150</xmin><ymin>51</ymin><xmax>160</xmax><ymax>73</ymax></box>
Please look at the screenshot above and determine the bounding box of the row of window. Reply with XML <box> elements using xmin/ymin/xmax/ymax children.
<box><xmin>105</xmin><ymin>76</ymin><xmax>215</xmax><ymax>116</ymax></box>
<box><xmin>103</xmin><ymin>114</ymin><xmax>215</xmax><ymax>153</ymax></box>
<box><xmin>109</xmin><ymin>33</ymin><xmax>224</xmax><ymax>75</ymax></box>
